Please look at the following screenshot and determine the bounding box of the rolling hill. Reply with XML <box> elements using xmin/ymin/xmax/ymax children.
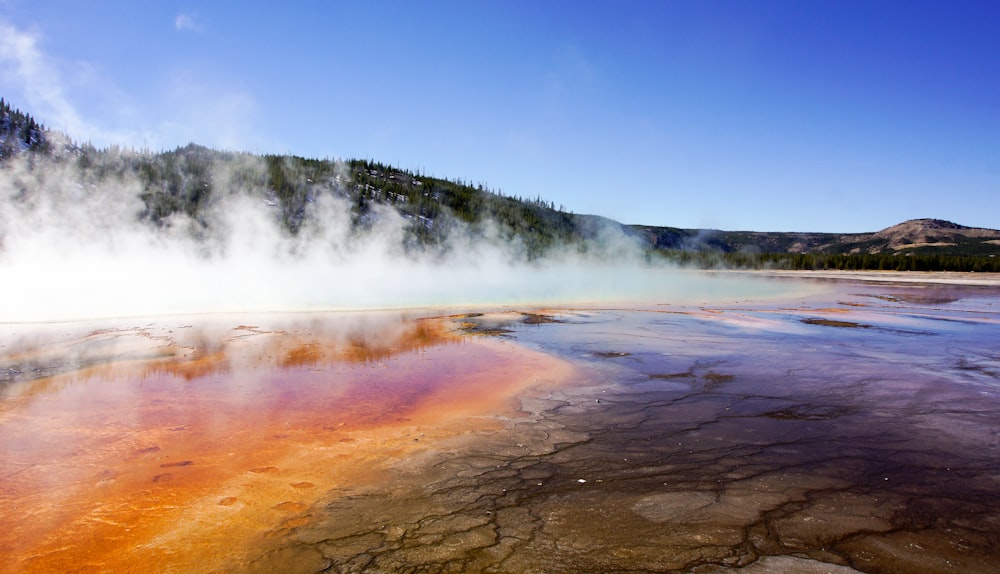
<box><xmin>2</xmin><ymin>96</ymin><xmax>998</xmax><ymax>270</ymax></box>
<box><xmin>632</xmin><ymin>219</ymin><xmax>1000</xmax><ymax>258</ymax></box>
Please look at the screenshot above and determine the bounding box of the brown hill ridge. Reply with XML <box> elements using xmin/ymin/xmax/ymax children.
<box><xmin>869</xmin><ymin>219</ymin><xmax>1000</xmax><ymax>251</ymax></box>
<box><xmin>828</xmin><ymin>219</ymin><xmax>1000</xmax><ymax>255</ymax></box>
<box><xmin>631</xmin><ymin>219</ymin><xmax>1000</xmax><ymax>257</ymax></box>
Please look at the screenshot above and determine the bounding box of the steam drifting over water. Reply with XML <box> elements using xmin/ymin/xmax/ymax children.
<box><xmin>5</xmin><ymin>147</ymin><xmax>999</xmax><ymax>574</ymax></box>
<box><xmin>0</xmin><ymin>152</ymin><xmax>792</xmax><ymax>322</ymax></box>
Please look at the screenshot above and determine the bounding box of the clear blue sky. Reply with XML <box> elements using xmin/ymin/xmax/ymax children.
<box><xmin>2</xmin><ymin>0</ymin><xmax>997</xmax><ymax>232</ymax></box>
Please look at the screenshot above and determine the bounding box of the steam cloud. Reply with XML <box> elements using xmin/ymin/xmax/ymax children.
<box><xmin>0</xmin><ymin>151</ymin><xmax>778</xmax><ymax>323</ymax></box>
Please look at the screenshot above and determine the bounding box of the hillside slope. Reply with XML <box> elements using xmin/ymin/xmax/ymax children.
<box><xmin>2</xmin><ymin>97</ymin><xmax>996</xmax><ymax>264</ymax></box>
<box><xmin>631</xmin><ymin>219</ymin><xmax>1000</xmax><ymax>257</ymax></box>
<box><xmin>1</xmin><ymin>124</ymin><xmax>637</xmax><ymax>260</ymax></box>
<box><xmin>828</xmin><ymin>219</ymin><xmax>1000</xmax><ymax>256</ymax></box>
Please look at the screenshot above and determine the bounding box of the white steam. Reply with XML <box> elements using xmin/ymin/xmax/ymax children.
<box><xmin>0</xmin><ymin>153</ymin><xmax>786</xmax><ymax>323</ymax></box>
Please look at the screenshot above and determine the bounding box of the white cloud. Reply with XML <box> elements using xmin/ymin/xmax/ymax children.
<box><xmin>0</xmin><ymin>19</ymin><xmax>139</xmax><ymax>147</ymax></box>
<box><xmin>0</xmin><ymin>21</ymin><xmax>84</xmax><ymax>133</ymax></box>
<box><xmin>174</xmin><ymin>13</ymin><xmax>204</xmax><ymax>33</ymax></box>
<box><xmin>158</xmin><ymin>70</ymin><xmax>263</xmax><ymax>152</ymax></box>
<box><xmin>0</xmin><ymin>19</ymin><xmax>262</xmax><ymax>153</ymax></box>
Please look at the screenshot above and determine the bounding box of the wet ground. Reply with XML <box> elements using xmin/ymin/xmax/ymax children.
<box><xmin>1</xmin><ymin>274</ymin><xmax>999</xmax><ymax>573</ymax></box>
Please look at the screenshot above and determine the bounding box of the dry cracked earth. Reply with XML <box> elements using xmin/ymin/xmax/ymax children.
<box><xmin>240</xmin><ymin>282</ymin><xmax>1000</xmax><ymax>574</ymax></box>
<box><xmin>2</xmin><ymin>278</ymin><xmax>998</xmax><ymax>573</ymax></box>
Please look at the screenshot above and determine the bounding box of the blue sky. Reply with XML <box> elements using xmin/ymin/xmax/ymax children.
<box><xmin>1</xmin><ymin>0</ymin><xmax>997</xmax><ymax>232</ymax></box>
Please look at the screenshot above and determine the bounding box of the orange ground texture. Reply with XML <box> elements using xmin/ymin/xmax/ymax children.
<box><xmin>0</xmin><ymin>313</ymin><xmax>573</xmax><ymax>574</ymax></box>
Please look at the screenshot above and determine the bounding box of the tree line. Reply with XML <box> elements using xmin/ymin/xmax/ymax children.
<box><xmin>0</xmin><ymin>97</ymin><xmax>53</xmax><ymax>158</ymax></box>
<box><xmin>3</xmin><ymin>95</ymin><xmax>996</xmax><ymax>269</ymax></box>
<box><xmin>659</xmin><ymin>249</ymin><xmax>1000</xmax><ymax>273</ymax></box>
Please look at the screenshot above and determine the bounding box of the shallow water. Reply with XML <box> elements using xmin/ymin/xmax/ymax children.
<box><xmin>1</xmin><ymin>277</ymin><xmax>998</xmax><ymax>573</ymax></box>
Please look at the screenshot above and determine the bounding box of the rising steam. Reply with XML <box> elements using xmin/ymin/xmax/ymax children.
<box><xmin>0</xmin><ymin>150</ymin><xmax>785</xmax><ymax>323</ymax></box>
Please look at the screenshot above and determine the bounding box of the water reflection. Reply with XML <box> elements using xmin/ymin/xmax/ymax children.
<box><xmin>0</xmin><ymin>311</ymin><xmax>573</xmax><ymax>573</ymax></box>
<box><xmin>247</xmin><ymin>280</ymin><xmax>998</xmax><ymax>574</ymax></box>
<box><xmin>2</xmin><ymin>278</ymin><xmax>999</xmax><ymax>573</ymax></box>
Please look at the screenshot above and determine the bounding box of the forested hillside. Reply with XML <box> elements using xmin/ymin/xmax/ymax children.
<box><xmin>638</xmin><ymin>219</ymin><xmax>1000</xmax><ymax>271</ymax></box>
<box><xmin>2</xmin><ymin>116</ymin><xmax>632</xmax><ymax>260</ymax></box>
<box><xmin>115</xmin><ymin>146</ymin><xmax>636</xmax><ymax>258</ymax></box>
<box><xmin>2</xmin><ymin>97</ymin><xmax>997</xmax><ymax>271</ymax></box>
<box><xmin>0</xmin><ymin>98</ymin><xmax>55</xmax><ymax>158</ymax></box>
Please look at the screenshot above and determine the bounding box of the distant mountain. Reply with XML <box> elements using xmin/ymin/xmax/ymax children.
<box><xmin>631</xmin><ymin>219</ymin><xmax>1000</xmax><ymax>258</ymax></box>
<box><xmin>835</xmin><ymin>219</ymin><xmax>1000</xmax><ymax>256</ymax></box>
<box><xmin>2</xmin><ymin>96</ymin><xmax>997</xmax><ymax>270</ymax></box>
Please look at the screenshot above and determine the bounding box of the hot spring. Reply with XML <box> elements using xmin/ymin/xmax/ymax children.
<box><xmin>1</xmin><ymin>274</ymin><xmax>998</xmax><ymax>573</ymax></box>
